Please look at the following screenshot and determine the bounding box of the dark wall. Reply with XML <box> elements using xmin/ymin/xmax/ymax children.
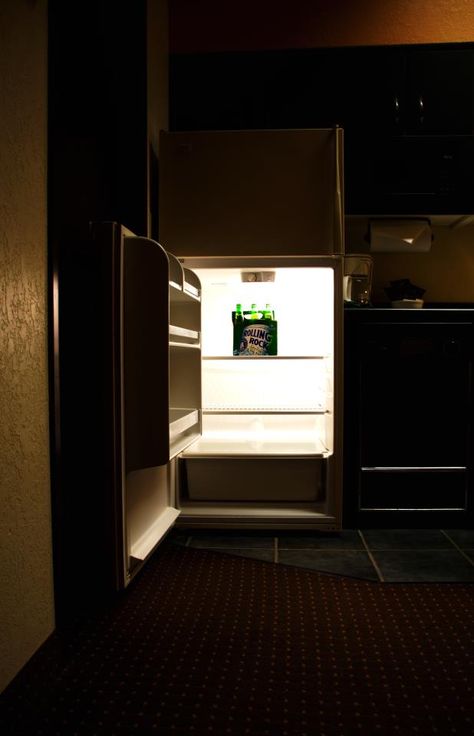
<box><xmin>48</xmin><ymin>1</ymin><xmax>148</xmax><ymax>241</ymax></box>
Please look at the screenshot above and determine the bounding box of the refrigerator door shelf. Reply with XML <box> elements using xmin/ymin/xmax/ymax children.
<box><xmin>129</xmin><ymin>506</ymin><xmax>180</xmax><ymax>562</ymax></box>
<box><xmin>170</xmin><ymin>408</ymin><xmax>200</xmax><ymax>437</ymax></box>
<box><xmin>169</xmin><ymin>252</ymin><xmax>201</xmax><ymax>301</ymax></box>
<box><xmin>183</xmin><ymin>268</ymin><xmax>201</xmax><ymax>298</ymax></box>
<box><xmin>169</xmin><ymin>408</ymin><xmax>201</xmax><ymax>458</ymax></box>
<box><xmin>169</xmin><ymin>324</ymin><xmax>200</xmax><ymax>346</ymax></box>
<box><xmin>170</xmin><ymin>279</ymin><xmax>201</xmax><ymax>302</ymax></box>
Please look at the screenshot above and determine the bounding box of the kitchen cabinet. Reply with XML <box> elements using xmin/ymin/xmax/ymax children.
<box><xmin>340</xmin><ymin>45</ymin><xmax>474</xmax><ymax>136</ymax></box>
<box><xmin>170</xmin><ymin>43</ymin><xmax>474</xmax><ymax>136</ymax></box>
<box><xmin>404</xmin><ymin>47</ymin><xmax>474</xmax><ymax>135</ymax></box>
<box><xmin>345</xmin><ymin>133</ymin><xmax>474</xmax><ymax>215</ymax></box>
<box><xmin>343</xmin><ymin>308</ymin><xmax>474</xmax><ymax>528</ymax></box>
<box><xmin>338</xmin><ymin>45</ymin><xmax>474</xmax><ymax>214</ymax></box>
<box><xmin>169</xmin><ymin>42</ymin><xmax>474</xmax><ymax>215</ymax></box>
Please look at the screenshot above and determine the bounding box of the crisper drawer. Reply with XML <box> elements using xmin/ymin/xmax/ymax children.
<box><xmin>359</xmin><ymin>469</ymin><xmax>467</xmax><ymax>511</ymax></box>
<box><xmin>181</xmin><ymin>457</ymin><xmax>325</xmax><ymax>502</ymax></box>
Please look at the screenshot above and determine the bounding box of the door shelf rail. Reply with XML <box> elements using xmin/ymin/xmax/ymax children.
<box><xmin>169</xmin><ymin>280</ymin><xmax>201</xmax><ymax>303</ymax></box>
<box><xmin>169</xmin><ymin>252</ymin><xmax>201</xmax><ymax>302</ymax></box>
<box><xmin>170</xmin><ymin>408</ymin><xmax>200</xmax><ymax>438</ymax></box>
<box><xmin>169</xmin><ymin>324</ymin><xmax>200</xmax><ymax>346</ymax></box>
<box><xmin>169</xmin><ymin>407</ymin><xmax>201</xmax><ymax>459</ymax></box>
<box><xmin>129</xmin><ymin>506</ymin><xmax>180</xmax><ymax>562</ymax></box>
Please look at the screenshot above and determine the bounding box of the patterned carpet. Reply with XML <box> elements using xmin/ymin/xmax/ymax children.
<box><xmin>1</xmin><ymin>542</ymin><xmax>474</xmax><ymax>735</ymax></box>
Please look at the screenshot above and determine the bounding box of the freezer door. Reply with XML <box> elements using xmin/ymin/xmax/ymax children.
<box><xmin>159</xmin><ymin>128</ymin><xmax>344</xmax><ymax>257</ymax></box>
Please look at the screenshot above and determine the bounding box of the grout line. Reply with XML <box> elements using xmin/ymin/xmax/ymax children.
<box><xmin>358</xmin><ymin>530</ymin><xmax>385</xmax><ymax>582</ymax></box>
<box><xmin>441</xmin><ymin>530</ymin><xmax>474</xmax><ymax>567</ymax></box>
<box><xmin>326</xmin><ymin>547</ymin><xmax>466</xmax><ymax>552</ymax></box>
<box><xmin>274</xmin><ymin>537</ymin><xmax>279</xmax><ymax>564</ymax></box>
<box><xmin>276</xmin><ymin>546</ymin><xmax>404</xmax><ymax>552</ymax></box>
<box><xmin>185</xmin><ymin>536</ymin><xmax>192</xmax><ymax>546</ymax></box>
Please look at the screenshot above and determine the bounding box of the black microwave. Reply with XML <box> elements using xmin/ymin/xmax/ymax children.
<box><xmin>345</xmin><ymin>134</ymin><xmax>474</xmax><ymax>215</ymax></box>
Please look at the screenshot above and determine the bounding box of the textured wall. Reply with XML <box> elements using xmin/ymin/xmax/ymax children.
<box><xmin>169</xmin><ymin>0</ymin><xmax>474</xmax><ymax>52</ymax></box>
<box><xmin>0</xmin><ymin>0</ymin><xmax>54</xmax><ymax>692</ymax></box>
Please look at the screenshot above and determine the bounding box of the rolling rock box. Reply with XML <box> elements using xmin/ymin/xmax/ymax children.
<box><xmin>232</xmin><ymin>308</ymin><xmax>278</xmax><ymax>356</ymax></box>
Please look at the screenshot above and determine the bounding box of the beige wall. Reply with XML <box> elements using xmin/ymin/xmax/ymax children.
<box><xmin>372</xmin><ymin>227</ymin><xmax>474</xmax><ymax>303</ymax></box>
<box><xmin>0</xmin><ymin>0</ymin><xmax>54</xmax><ymax>692</ymax></box>
<box><xmin>169</xmin><ymin>0</ymin><xmax>474</xmax><ymax>52</ymax></box>
<box><xmin>346</xmin><ymin>218</ymin><xmax>474</xmax><ymax>303</ymax></box>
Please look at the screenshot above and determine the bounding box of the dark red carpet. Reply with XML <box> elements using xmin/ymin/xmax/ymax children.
<box><xmin>1</xmin><ymin>542</ymin><xmax>474</xmax><ymax>734</ymax></box>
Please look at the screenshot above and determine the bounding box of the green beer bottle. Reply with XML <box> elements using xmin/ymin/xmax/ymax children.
<box><xmin>235</xmin><ymin>303</ymin><xmax>243</xmax><ymax>323</ymax></box>
<box><xmin>263</xmin><ymin>303</ymin><xmax>273</xmax><ymax>320</ymax></box>
<box><xmin>233</xmin><ymin>303</ymin><xmax>244</xmax><ymax>355</ymax></box>
<box><xmin>250</xmin><ymin>303</ymin><xmax>259</xmax><ymax>320</ymax></box>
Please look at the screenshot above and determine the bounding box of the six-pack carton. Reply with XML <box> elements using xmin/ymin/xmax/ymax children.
<box><xmin>232</xmin><ymin>309</ymin><xmax>278</xmax><ymax>356</ymax></box>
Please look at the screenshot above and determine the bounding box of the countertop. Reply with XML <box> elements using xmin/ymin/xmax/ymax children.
<box><xmin>345</xmin><ymin>302</ymin><xmax>474</xmax><ymax>311</ymax></box>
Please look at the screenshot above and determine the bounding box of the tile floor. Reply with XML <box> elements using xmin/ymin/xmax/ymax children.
<box><xmin>169</xmin><ymin>528</ymin><xmax>474</xmax><ymax>582</ymax></box>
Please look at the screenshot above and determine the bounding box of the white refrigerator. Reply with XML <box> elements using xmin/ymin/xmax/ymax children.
<box><xmin>58</xmin><ymin>128</ymin><xmax>344</xmax><ymax>594</ymax></box>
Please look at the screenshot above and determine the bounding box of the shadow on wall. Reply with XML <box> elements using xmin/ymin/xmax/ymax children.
<box><xmin>345</xmin><ymin>218</ymin><xmax>474</xmax><ymax>304</ymax></box>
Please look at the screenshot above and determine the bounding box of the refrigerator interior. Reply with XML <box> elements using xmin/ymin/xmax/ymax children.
<box><xmin>175</xmin><ymin>260</ymin><xmax>340</xmax><ymax>523</ymax></box>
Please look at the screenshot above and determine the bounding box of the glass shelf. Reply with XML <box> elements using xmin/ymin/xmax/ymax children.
<box><xmin>203</xmin><ymin>407</ymin><xmax>326</xmax><ymax>414</ymax></box>
<box><xmin>203</xmin><ymin>354</ymin><xmax>328</xmax><ymax>360</ymax></box>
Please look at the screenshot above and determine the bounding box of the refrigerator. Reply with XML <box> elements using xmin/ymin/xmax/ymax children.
<box><xmin>57</xmin><ymin>128</ymin><xmax>344</xmax><ymax>598</ymax></box>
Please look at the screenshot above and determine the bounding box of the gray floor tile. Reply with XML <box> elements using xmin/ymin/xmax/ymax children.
<box><xmin>361</xmin><ymin>528</ymin><xmax>452</xmax><ymax>550</ymax></box>
<box><xmin>218</xmin><ymin>548</ymin><xmax>275</xmax><ymax>563</ymax></box>
<box><xmin>188</xmin><ymin>534</ymin><xmax>274</xmax><ymax>549</ymax></box>
<box><xmin>278</xmin><ymin>529</ymin><xmax>364</xmax><ymax>550</ymax></box>
<box><xmin>172</xmin><ymin>529</ymin><xmax>474</xmax><ymax>583</ymax></box>
<box><xmin>443</xmin><ymin>529</ymin><xmax>474</xmax><ymax>549</ymax></box>
<box><xmin>278</xmin><ymin>549</ymin><xmax>379</xmax><ymax>581</ymax></box>
<box><xmin>373</xmin><ymin>550</ymin><xmax>474</xmax><ymax>582</ymax></box>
